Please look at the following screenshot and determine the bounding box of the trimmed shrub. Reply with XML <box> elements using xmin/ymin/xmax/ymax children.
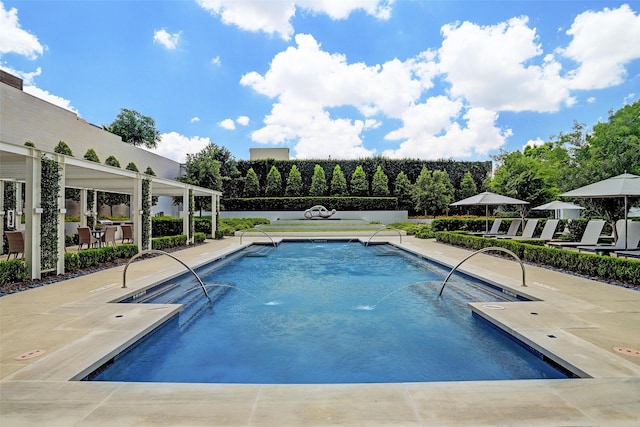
<box><xmin>0</xmin><ymin>260</ymin><xmax>29</xmax><ymax>285</ymax></box>
<box><xmin>152</xmin><ymin>235</ymin><xmax>188</xmax><ymax>251</ymax></box>
<box><xmin>435</xmin><ymin>231</ymin><xmax>640</xmax><ymax>288</ymax></box>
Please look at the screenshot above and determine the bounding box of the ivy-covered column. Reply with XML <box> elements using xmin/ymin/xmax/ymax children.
<box><xmin>24</xmin><ymin>148</ymin><xmax>42</xmax><ymax>279</ymax></box>
<box><xmin>40</xmin><ymin>154</ymin><xmax>61</xmax><ymax>275</ymax></box>
<box><xmin>141</xmin><ymin>176</ymin><xmax>152</xmax><ymax>250</ymax></box>
<box><xmin>0</xmin><ymin>183</ymin><xmax>4</xmax><ymax>255</ymax></box>
<box><xmin>55</xmin><ymin>154</ymin><xmax>66</xmax><ymax>275</ymax></box>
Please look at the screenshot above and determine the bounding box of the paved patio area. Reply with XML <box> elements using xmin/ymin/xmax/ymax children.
<box><xmin>1</xmin><ymin>235</ymin><xmax>639</xmax><ymax>425</ymax></box>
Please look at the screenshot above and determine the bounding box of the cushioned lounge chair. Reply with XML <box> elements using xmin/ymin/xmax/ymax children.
<box><xmin>577</xmin><ymin>220</ymin><xmax>640</xmax><ymax>254</ymax></box>
<box><xmin>547</xmin><ymin>219</ymin><xmax>606</xmax><ymax>248</ymax></box>
<box><xmin>484</xmin><ymin>219</ymin><xmax>522</xmax><ymax>238</ymax></box>
<box><xmin>614</xmin><ymin>250</ymin><xmax>640</xmax><ymax>259</ymax></box>
<box><xmin>497</xmin><ymin>219</ymin><xmax>538</xmax><ymax>239</ymax></box>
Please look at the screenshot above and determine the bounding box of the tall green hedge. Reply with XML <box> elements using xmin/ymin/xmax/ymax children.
<box><xmin>222</xmin><ymin>197</ymin><xmax>397</xmax><ymax>211</ymax></box>
<box><xmin>231</xmin><ymin>158</ymin><xmax>491</xmax><ymax>198</ymax></box>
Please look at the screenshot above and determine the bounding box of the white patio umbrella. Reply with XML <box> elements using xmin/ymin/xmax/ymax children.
<box><xmin>560</xmin><ymin>173</ymin><xmax>640</xmax><ymax>249</ymax></box>
<box><xmin>532</xmin><ymin>201</ymin><xmax>584</xmax><ymax>219</ymax></box>
<box><xmin>450</xmin><ymin>191</ymin><xmax>529</xmax><ymax>233</ymax></box>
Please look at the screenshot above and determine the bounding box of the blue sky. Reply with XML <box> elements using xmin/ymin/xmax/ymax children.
<box><xmin>2</xmin><ymin>1</ymin><xmax>639</xmax><ymax>163</ymax></box>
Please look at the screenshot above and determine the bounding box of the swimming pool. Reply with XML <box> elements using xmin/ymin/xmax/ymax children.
<box><xmin>91</xmin><ymin>241</ymin><xmax>569</xmax><ymax>384</ymax></box>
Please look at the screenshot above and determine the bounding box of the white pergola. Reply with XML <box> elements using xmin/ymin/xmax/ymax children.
<box><xmin>0</xmin><ymin>142</ymin><xmax>221</xmax><ymax>279</ymax></box>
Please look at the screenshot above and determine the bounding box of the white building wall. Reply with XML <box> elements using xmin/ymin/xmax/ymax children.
<box><xmin>1</xmin><ymin>79</ymin><xmax>182</xmax><ymax>216</ymax></box>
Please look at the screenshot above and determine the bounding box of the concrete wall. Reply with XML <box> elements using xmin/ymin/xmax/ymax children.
<box><xmin>221</xmin><ymin>210</ymin><xmax>408</xmax><ymax>223</ymax></box>
<box><xmin>1</xmin><ymin>78</ymin><xmax>182</xmax><ymax>215</ymax></box>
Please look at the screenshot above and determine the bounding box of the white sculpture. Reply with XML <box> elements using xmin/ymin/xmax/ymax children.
<box><xmin>304</xmin><ymin>205</ymin><xmax>336</xmax><ymax>219</ymax></box>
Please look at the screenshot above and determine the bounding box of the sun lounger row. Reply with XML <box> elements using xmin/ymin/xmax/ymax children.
<box><xmin>482</xmin><ymin>218</ymin><xmax>560</xmax><ymax>241</ymax></box>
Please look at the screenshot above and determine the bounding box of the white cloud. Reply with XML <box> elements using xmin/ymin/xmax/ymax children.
<box><xmin>190</xmin><ymin>116</ymin><xmax>200</xmax><ymax>123</ymax></box>
<box><xmin>561</xmin><ymin>4</ymin><xmax>640</xmax><ymax>90</ymax></box>
<box><xmin>196</xmin><ymin>0</ymin><xmax>393</xmax><ymax>40</ymax></box>
<box><xmin>211</xmin><ymin>55</ymin><xmax>221</xmax><ymax>66</ymax></box>
<box><xmin>241</xmin><ymin>33</ymin><xmax>436</xmax><ymax>158</ymax></box>
<box><xmin>153</xmin><ymin>28</ymin><xmax>181</xmax><ymax>50</ymax></box>
<box><xmin>0</xmin><ymin>2</ymin><xmax>44</xmax><ymax>59</ymax></box>
<box><xmin>23</xmin><ymin>85</ymin><xmax>79</xmax><ymax>114</ymax></box>
<box><xmin>219</xmin><ymin>118</ymin><xmax>235</xmax><ymax>130</ymax></box>
<box><xmin>147</xmin><ymin>132</ymin><xmax>212</xmax><ymax>163</ymax></box>
<box><xmin>236</xmin><ymin>116</ymin><xmax>250</xmax><ymax>126</ymax></box>
<box><xmin>382</xmin><ymin>99</ymin><xmax>511</xmax><ymax>159</ymax></box>
<box><xmin>438</xmin><ymin>17</ymin><xmax>571</xmax><ymax>113</ymax></box>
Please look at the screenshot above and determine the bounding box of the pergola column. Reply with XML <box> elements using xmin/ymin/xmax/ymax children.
<box><xmin>132</xmin><ymin>174</ymin><xmax>144</xmax><ymax>250</ymax></box>
<box><xmin>211</xmin><ymin>194</ymin><xmax>218</xmax><ymax>237</ymax></box>
<box><xmin>0</xmin><ymin>182</ymin><xmax>4</xmax><ymax>256</ymax></box>
<box><xmin>56</xmin><ymin>155</ymin><xmax>66</xmax><ymax>275</ymax></box>
<box><xmin>182</xmin><ymin>187</ymin><xmax>190</xmax><ymax>244</ymax></box>
<box><xmin>80</xmin><ymin>189</ymin><xmax>88</xmax><ymax>227</ymax></box>
<box><xmin>24</xmin><ymin>148</ymin><xmax>41</xmax><ymax>279</ymax></box>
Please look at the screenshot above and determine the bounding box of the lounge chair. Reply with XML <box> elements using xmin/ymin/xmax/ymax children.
<box><xmin>101</xmin><ymin>225</ymin><xmax>117</xmax><ymax>247</ymax></box>
<box><xmin>484</xmin><ymin>219</ymin><xmax>522</xmax><ymax>238</ymax></box>
<box><xmin>577</xmin><ymin>220</ymin><xmax>640</xmax><ymax>254</ymax></box>
<box><xmin>470</xmin><ymin>218</ymin><xmax>502</xmax><ymax>235</ymax></box>
<box><xmin>120</xmin><ymin>224</ymin><xmax>133</xmax><ymax>244</ymax></box>
<box><xmin>77</xmin><ymin>226</ymin><xmax>98</xmax><ymax>250</ymax></box>
<box><xmin>5</xmin><ymin>230</ymin><xmax>24</xmax><ymax>259</ymax></box>
<box><xmin>497</xmin><ymin>219</ymin><xmax>538</xmax><ymax>239</ymax></box>
<box><xmin>615</xmin><ymin>250</ymin><xmax>640</xmax><ymax>259</ymax></box>
<box><xmin>547</xmin><ymin>219</ymin><xmax>606</xmax><ymax>248</ymax></box>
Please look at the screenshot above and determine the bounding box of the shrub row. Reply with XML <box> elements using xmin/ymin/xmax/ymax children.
<box><xmin>222</xmin><ymin>197</ymin><xmax>398</xmax><ymax>211</ymax></box>
<box><xmin>0</xmin><ymin>260</ymin><xmax>29</xmax><ymax>285</ymax></box>
<box><xmin>435</xmin><ymin>231</ymin><xmax>640</xmax><ymax>288</ymax></box>
<box><xmin>64</xmin><ymin>244</ymin><xmax>139</xmax><ymax>272</ymax></box>
<box><xmin>151</xmin><ymin>235</ymin><xmax>188</xmax><ymax>251</ymax></box>
<box><xmin>218</xmin><ymin>217</ymin><xmax>271</xmax><ymax>236</ymax></box>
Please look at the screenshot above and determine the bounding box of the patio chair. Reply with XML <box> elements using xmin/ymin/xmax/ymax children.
<box><xmin>5</xmin><ymin>230</ymin><xmax>24</xmax><ymax>259</ymax></box>
<box><xmin>517</xmin><ymin>219</ymin><xmax>560</xmax><ymax>242</ymax></box>
<box><xmin>547</xmin><ymin>219</ymin><xmax>606</xmax><ymax>248</ymax></box>
<box><xmin>577</xmin><ymin>220</ymin><xmax>640</xmax><ymax>254</ymax></box>
<box><xmin>484</xmin><ymin>219</ymin><xmax>522</xmax><ymax>238</ymax></box>
<box><xmin>497</xmin><ymin>219</ymin><xmax>538</xmax><ymax>239</ymax></box>
<box><xmin>470</xmin><ymin>218</ymin><xmax>502</xmax><ymax>236</ymax></box>
<box><xmin>120</xmin><ymin>224</ymin><xmax>133</xmax><ymax>244</ymax></box>
<box><xmin>101</xmin><ymin>225</ymin><xmax>117</xmax><ymax>247</ymax></box>
<box><xmin>77</xmin><ymin>226</ymin><xmax>98</xmax><ymax>250</ymax></box>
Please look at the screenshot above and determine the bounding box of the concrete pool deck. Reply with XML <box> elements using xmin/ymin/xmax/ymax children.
<box><xmin>1</xmin><ymin>235</ymin><xmax>639</xmax><ymax>426</ymax></box>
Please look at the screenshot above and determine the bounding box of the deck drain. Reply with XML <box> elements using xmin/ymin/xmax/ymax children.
<box><xmin>613</xmin><ymin>346</ymin><xmax>640</xmax><ymax>357</ymax></box>
<box><xmin>15</xmin><ymin>349</ymin><xmax>46</xmax><ymax>360</ymax></box>
<box><xmin>482</xmin><ymin>304</ymin><xmax>504</xmax><ymax>310</ymax></box>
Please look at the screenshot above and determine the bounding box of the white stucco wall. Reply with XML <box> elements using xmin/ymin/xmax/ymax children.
<box><xmin>1</xmin><ymin>79</ymin><xmax>182</xmax><ymax>216</ymax></box>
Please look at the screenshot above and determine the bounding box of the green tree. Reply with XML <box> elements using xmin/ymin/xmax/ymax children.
<box><xmin>350</xmin><ymin>165</ymin><xmax>368</xmax><ymax>196</ymax></box>
<box><xmin>285</xmin><ymin>164</ymin><xmax>303</xmax><ymax>196</ymax></box>
<box><xmin>54</xmin><ymin>140</ymin><xmax>73</xmax><ymax>156</ymax></box>
<box><xmin>394</xmin><ymin>171</ymin><xmax>413</xmax><ymax>211</ymax></box>
<box><xmin>330</xmin><ymin>165</ymin><xmax>348</xmax><ymax>196</ymax></box>
<box><xmin>105</xmin><ymin>108</ymin><xmax>161</xmax><ymax>149</ymax></box>
<box><xmin>177</xmin><ymin>146</ymin><xmax>223</xmax><ymax>213</ymax></box>
<box><xmin>243</xmin><ymin>168</ymin><xmax>261</xmax><ymax>197</ymax></box>
<box><xmin>83</xmin><ymin>148</ymin><xmax>100</xmax><ymax>163</ymax></box>
<box><xmin>371</xmin><ymin>165</ymin><xmax>390</xmax><ymax>196</ymax></box>
<box><xmin>309</xmin><ymin>164</ymin><xmax>327</xmax><ymax>196</ymax></box>
<box><xmin>265</xmin><ymin>166</ymin><xmax>283</xmax><ymax>196</ymax></box>
<box><xmin>458</xmin><ymin>171</ymin><xmax>477</xmax><ymax>200</ymax></box>
<box><xmin>566</xmin><ymin>101</ymin><xmax>640</xmax><ymax>235</ymax></box>
<box><xmin>412</xmin><ymin>167</ymin><xmax>454</xmax><ymax>216</ymax></box>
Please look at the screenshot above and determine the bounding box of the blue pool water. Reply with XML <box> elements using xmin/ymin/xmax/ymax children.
<box><xmin>92</xmin><ymin>242</ymin><xmax>568</xmax><ymax>384</ymax></box>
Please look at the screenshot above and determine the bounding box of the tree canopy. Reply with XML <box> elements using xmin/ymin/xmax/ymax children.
<box><xmin>105</xmin><ymin>108</ymin><xmax>161</xmax><ymax>149</ymax></box>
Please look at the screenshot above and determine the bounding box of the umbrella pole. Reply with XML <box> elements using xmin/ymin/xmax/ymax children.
<box><xmin>625</xmin><ymin>196</ymin><xmax>628</xmax><ymax>250</ymax></box>
<box><xmin>485</xmin><ymin>205</ymin><xmax>489</xmax><ymax>233</ymax></box>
